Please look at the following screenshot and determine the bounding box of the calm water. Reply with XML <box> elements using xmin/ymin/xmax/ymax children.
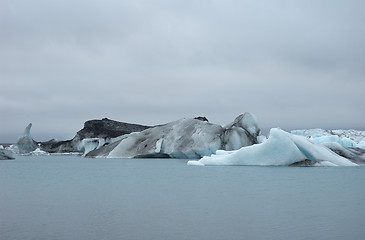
<box><xmin>1</xmin><ymin>155</ymin><xmax>365</xmax><ymax>240</ymax></box>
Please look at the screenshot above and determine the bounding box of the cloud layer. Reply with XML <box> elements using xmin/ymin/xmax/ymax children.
<box><xmin>1</xmin><ymin>0</ymin><xmax>365</xmax><ymax>142</ymax></box>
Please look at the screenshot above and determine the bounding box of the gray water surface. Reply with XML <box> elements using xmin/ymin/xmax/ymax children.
<box><xmin>1</xmin><ymin>155</ymin><xmax>365</xmax><ymax>240</ymax></box>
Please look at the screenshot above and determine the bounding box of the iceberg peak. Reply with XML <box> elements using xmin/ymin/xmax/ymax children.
<box><xmin>16</xmin><ymin>123</ymin><xmax>38</xmax><ymax>154</ymax></box>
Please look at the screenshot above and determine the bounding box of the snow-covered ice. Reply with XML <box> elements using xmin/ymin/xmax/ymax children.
<box><xmin>291</xmin><ymin>129</ymin><xmax>365</xmax><ymax>150</ymax></box>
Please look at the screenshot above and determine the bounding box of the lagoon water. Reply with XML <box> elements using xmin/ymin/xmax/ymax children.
<box><xmin>1</xmin><ymin>155</ymin><xmax>365</xmax><ymax>240</ymax></box>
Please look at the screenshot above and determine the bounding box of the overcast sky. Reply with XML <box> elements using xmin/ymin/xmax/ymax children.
<box><xmin>1</xmin><ymin>0</ymin><xmax>365</xmax><ymax>143</ymax></box>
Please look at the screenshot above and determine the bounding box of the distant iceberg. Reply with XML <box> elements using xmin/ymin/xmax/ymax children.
<box><xmin>188</xmin><ymin>128</ymin><xmax>358</xmax><ymax>166</ymax></box>
<box><xmin>15</xmin><ymin>118</ymin><xmax>152</xmax><ymax>155</ymax></box>
<box><xmin>30</xmin><ymin>148</ymin><xmax>49</xmax><ymax>156</ymax></box>
<box><xmin>291</xmin><ymin>129</ymin><xmax>365</xmax><ymax>150</ymax></box>
<box><xmin>0</xmin><ymin>146</ymin><xmax>15</xmax><ymax>160</ymax></box>
<box><xmin>16</xmin><ymin>123</ymin><xmax>38</xmax><ymax>154</ymax></box>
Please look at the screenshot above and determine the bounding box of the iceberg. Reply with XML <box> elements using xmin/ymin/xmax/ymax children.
<box><xmin>15</xmin><ymin>118</ymin><xmax>153</xmax><ymax>155</ymax></box>
<box><xmin>30</xmin><ymin>148</ymin><xmax>49</xmax><ymax>156</ymax></box>
<box><xmin>41</xmin><ymin>118</ymin><xmax>152</xmax><ymax>154</ymax></box>
<box><xmin>0</xmin><ymin>148</ymin><xmax>15</xmax><ymax>160</ymax></box>
<box><xmin>187</xmin><ymin>128</ymin><xmax>358</xmax><ymax>166</ymax></box>
<box><xmin>14</xmin><ymin>114</ymin><xmax>263</xmax><ymax>158</ymax></box>
<box><xmin>88</xmin><ymin>113</ymin><xmax>264</xmax><ymax>159</ymax></box>
<box><xmin>16</xmin><ymin>123</ymin><xmax>38</xmax><ymax>154</ymax></box>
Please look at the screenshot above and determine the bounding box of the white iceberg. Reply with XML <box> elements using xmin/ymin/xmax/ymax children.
<box><xmin>188</xmin><ymin>128</ymin><xmax>358</xmax><ymax>166</ymax></box>
<box><xmin>30</xmin><ymin>148</ymin><xmax>49</xmax><ymax>156</ymax></box>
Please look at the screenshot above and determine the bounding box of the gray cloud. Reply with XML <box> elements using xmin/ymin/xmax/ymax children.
<box><xmin>1</xmin><ymin>0</ymin><xmax>365</xmax><ymax>142</ymax></box>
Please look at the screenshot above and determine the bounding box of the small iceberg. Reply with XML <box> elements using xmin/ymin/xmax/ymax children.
<box><xmin>31</xmin><ymin>148</ymin><xmax>49</xmax><ymax>156</ymax></box>
<box><xmin>0</xmin><ymin>147</ymin><xmax>15</xmax><ymax>160</ymax></box>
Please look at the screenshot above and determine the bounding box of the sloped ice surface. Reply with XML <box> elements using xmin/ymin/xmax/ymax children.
<box><xmin>107</xmin><ymin>119</ymin><xmax>224</xmax><ymax>159</ymax></box>
<box><xmin>188</xmin><ymin>128</ymin><xmax>357</xmax><ymax>166</ymax></box>
<box><xmin>321</xmin><ymin>142</ymin><xmax>365</xmax><ymax>164</ymax></box>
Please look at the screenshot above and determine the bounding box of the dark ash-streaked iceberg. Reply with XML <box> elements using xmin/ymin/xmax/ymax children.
<box><xmin>87</xmin><ymin>113</ymin><xmax>264</xmax><ymax>159</ymax></box>
<box><xmin>15</xmin><ymin>118</ymin><xmax>152</xmax><ymax>155</ymax></box>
